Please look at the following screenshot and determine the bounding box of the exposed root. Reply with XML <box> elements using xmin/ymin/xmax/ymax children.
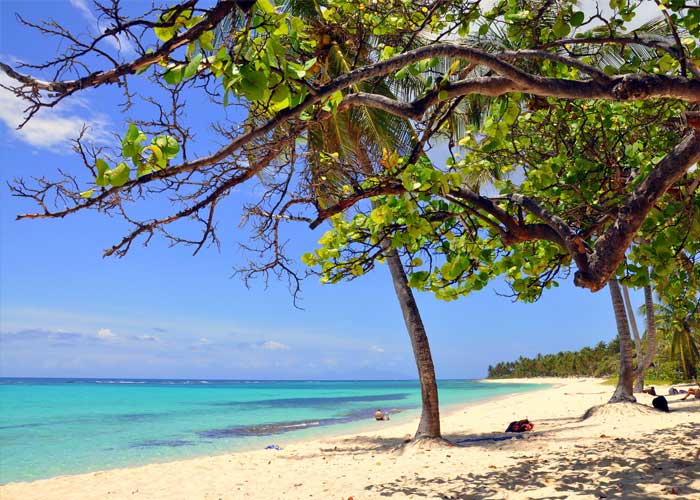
<box><xmin>396</xmin><ymin>436</ymin><xmax>454</xmax><ymax>454</ymax></box>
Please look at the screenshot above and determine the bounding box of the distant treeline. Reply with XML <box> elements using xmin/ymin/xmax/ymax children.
<box><xmin>487</xmin><ymin>340</ymin><xmax>620</xmax><ymax>379</ymax></box>
<box><xmin>487</xmin><ymin>338</ymin><xmax>693</xmax><ymax>382</ymax></box>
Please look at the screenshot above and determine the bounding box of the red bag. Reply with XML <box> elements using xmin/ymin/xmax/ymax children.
<box><xmin>505</xmin><ymin>419</ymin><xmax>534</xmax><ymax>433</ymax></box>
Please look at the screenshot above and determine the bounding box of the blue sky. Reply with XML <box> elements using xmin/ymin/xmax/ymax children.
<box><xmin>0</xmin><ymin>1</ymin><xmax>643</xmax><ymax>380</ymax></box>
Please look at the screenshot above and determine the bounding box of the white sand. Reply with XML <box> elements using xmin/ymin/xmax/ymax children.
<box><xmin>2</xmin><ymin>378</ymin><xmax>699</xmax><ymax>499</ymax></box>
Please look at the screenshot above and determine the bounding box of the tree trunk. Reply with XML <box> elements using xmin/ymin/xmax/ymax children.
<box><xmin>635</xmin><ymin>283</ymin><xmax>658</xmax><ymax>391</ymax></box>
<box><xmin>385</xmin><ymin>247</ymin><xmax>442</xmax><ymax>439</ymax></box>
<box><xmin>359</xmin><ymin>139</ymin><xmax>441</xmax><ymax>440</ymax></box>
<box><xmin>622</xmin><ymin>285</ymin><xmax>644</xmax><ymax>392</ymax></box>
<box><xmin>608</xmin><ymin>279</ymin><xmax>637</xmax><ymax>403</ymax></box>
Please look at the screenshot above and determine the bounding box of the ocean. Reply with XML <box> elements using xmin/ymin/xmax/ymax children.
<box><xmin>0</xmin><ymin>378</ymin><xmax>542</xmax><ymax>483</ymax></box>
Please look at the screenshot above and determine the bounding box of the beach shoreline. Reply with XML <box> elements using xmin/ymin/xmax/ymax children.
<box><xmin>0</xmin><ymin>378</ymin><xmax>544</xmax><ymax>484</ymax></box>
<box><xmin>2</xmin><ymin>377</ymin><xmax>698</xmax><ymax>499</ymax></box>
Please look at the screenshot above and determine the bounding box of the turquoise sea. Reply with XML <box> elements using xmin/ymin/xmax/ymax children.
<box><xmin>0</xmin><ymin>378</ymin><xmax>542</xmax><ymax>483</ymax></box>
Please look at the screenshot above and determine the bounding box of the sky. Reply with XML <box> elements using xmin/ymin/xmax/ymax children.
<box><xmin>0</xmin><ymin>1</ymin><xmax>652</xmax><ymax>380</ymax></box>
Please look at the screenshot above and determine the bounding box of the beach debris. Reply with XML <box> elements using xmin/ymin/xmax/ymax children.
<box><xmin>265</xmin><ymin>444</ymin><xmax>282</xmax><ymax>451</ymax></box>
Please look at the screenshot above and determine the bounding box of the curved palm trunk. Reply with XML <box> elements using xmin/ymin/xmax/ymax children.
<box><xmin>622</xmin><ymin>285</ymin><xmax>643</xmax><ymax>392</ymax></box>
<box><xmin>608</xmin><ymin>279</ymin><xmax>637</xmax><ymax>403</ymax></box>
<box><xmin>385</xmin><ymin>247</ymin><xmax>441</xmax><ymax>439</ymax></box>
<box><xmin>635</xmin><ymin>283</ymin><xmax>658</xmax><ymax>391</ymax></box>
<box><xmin>357</xmin><ymin>134</ymin><xmax>441</xmax><ymax>439</ymax></box>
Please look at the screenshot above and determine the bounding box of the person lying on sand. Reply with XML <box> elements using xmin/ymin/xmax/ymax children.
<box><xmin>680</xmin><ymin>388</ymin><xmax>700</xmax><ymax>400</ymax></box>
<box><xmin>642</xmin><ymin>386</ymin><xmax>656</xmax><ymax>396</ymax></box>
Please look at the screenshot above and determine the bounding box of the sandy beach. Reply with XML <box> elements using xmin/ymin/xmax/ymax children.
<box><xmin>2</xmin><ymin>377</ymin><xmax>698</xmax><ymax>499</ymax></box>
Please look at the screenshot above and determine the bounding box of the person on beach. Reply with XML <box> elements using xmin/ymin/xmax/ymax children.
<box><xmin>375</xmin><ymin>409</ymin><xmax>385</xmax><ymax>421</ymax></box>
<box><xmin>681</xmin><ymin>388</ymin><xmax>700</xmax><ymax>400</ymax></box>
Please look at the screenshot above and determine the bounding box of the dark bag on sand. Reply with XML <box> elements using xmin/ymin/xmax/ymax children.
<box><xmin>505</xmin><ymin>419</ymin><xmax>534</xmax><ymax>433</ymax></box>
<box><xmin>652</xmin><ymin>395</ymin><xmax>670</xmax><ymax>413</ymax></box>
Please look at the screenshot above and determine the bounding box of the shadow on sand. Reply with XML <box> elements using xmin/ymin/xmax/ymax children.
<box><xmin>361</xmin><ymin>405</ymin><xmax>699</xmax><ymax>499</ymax></box>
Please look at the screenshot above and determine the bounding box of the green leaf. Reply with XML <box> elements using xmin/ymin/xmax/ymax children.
<box><xmin>408</xmin><ymin>271</ymin><xmax>429</xmax><ymax>287</ymax></box>
<box><xmin>240</xmin><ymin>68</ymin><xmax>268</xmax><ymax>101</ymax></box>
<box><xmin>199</xmin><ymin>30</ymin><xmax>215</xmax><ymax>51</ymax></box>
<box><xmin>183</xmin><ymin>53</ymin><xmax>203</xmax><ymax>80</ymax></box>
<box><xmin>553</xmin><ymin>19</ymin><xmax>571</xmax><ymax>38</ymax></box>
<box><xmin>154</xmin><ymin>25</ymin><xmax>177</xmax><ymax>42</ymax></box>
<box><xmin>122</xmin><ymin>125</ymin><xmax>147</xmax><ymax>157</ymax></box>
<box><xmin>256</xmin><ymin>0</ymin><xmax>276</xmax><ymax>14</ymax></box>
<box><xmin>153</xmin><ymin>135</ymin><xmax>179</xmax><ymax>159</ymax></box>
<box><xmin>124</xmin><ymin>123</ymin><xmax>140</xmax><ymax>143</ymax></box>
<box><xmin>381</xmin><ymin>45</ymin><xmax>395</xmax><ymax>60</ymax></box>
<box><xmin>504</xmin><ymin>10</ymin><xmax>529</xmax><ymax>22</ymax></box>
<box><xmin>106</xmin><ymin>162</ymin><xmax>130</xmax><ymax>187</ymax></box>
<box><xmin>270</xmin><ymin>85</ymin><xmax>290</xmax><ymax>111</ymax></box>
<box><xmin>216</xmin><ymin>45</ymin><xmax>229</xmax><ymax>61</ymax></box>
<box><xmin>146</xmin><ymin>144</ymin><xmax>166</xmax><ymax>169</ymax></box>
<box><xmin>285</xmin><ymin>61</ymin><xmax>306</xmax><ymax>79</ymax></box>
<box><xmin>95</xmin><ymin>158</ymin><xmax>110</xmax><ymax>187</ymax></box>
<box><xmin>570</xmin><ymin>11</ymin><xmax>585</xmax><ymax>26</ymax></box>
<box><xmin>137</xmin><ymin>163</ymin><xmax>153</xmax><ymax>177</ymax></box>
<box><xmin>163</xmin><ymin>65</ymin><xmax>185</xmax><ymax>85</ymax></box>
<box><xmin>183</xmin><ymin>14</ymin><xmax>203</xmax><ymax>29</ymax></box>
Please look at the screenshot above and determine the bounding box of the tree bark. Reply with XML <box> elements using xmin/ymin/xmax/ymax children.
<box><xmin>608</xmin><ymin>279</ymin><xmax>637</xmax><ymax>403</ymax></box>
<box><xmin>385</xmin><ymin>247</ymin><xmax>442</xmax><ymax>439</ymax></box>
<box><xmin>635</xmin><ymin>283</ymin><xmax>658</xmax><ymax>391</ymax></box>
<box><xmin>359</xmin><ymin>133</ymin><xmax>441</xmax><ymax>441</ymax></box>
<box><xmin>622</xmin><ymin>285</ymin><xmax>644</xmax><ymax>392</ymax></box>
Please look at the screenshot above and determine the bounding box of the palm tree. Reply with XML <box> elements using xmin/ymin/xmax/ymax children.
<box><xmin>622</xmin><ymin>282</ymin><xmax>659</xmax><ymax>392</ymax></box>
<box><xmin>215</xmin><ymin>4</ymin><xmax>443</xmax><ymax>439</ymax></box>
<box><xmin>634</xmin><ymin>283</ymin><xmax>658</xmax><ymax>392</ymax></box>
<box><xmin>654</xmin><ymin>301</ymin><xmax>700</xmax><ymax>384</ymax></box>
<box><xmin>608</xmin><ymin>279</ymin><xmax>637</xmax><ymax>403</ymax></box>
<box><xmin>255</xmin><ymin>0</ymin><xmax>447</xmax><ymax>441</ymax></box>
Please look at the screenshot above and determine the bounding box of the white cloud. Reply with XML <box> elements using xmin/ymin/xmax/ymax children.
<box><xmin>97</xmin><ymin>328</ymin><xmax>115</xmax><ymax>339</ymax></box>
<box><xmin>0</xmin><ymin>73</ymin><xmax>110</xmax><ymax>151</ymax></box>
<box><xmin>69</xmin><ymin>0</ymin><xmax>134</xmax><ymax>53</ymax></box>
<box><xmin>136</xmin><ymin>335</ymin><xmax>161</xmax><ymax>342</ymax></box>
<box><xmin>199</xmin><ymin>337</ymin><xmax>210</xmax><ymax>344</ymax></box>
<box><xmin>260</xmin><ymin>340</ymin><xmax>290</xmax><ymax>351</ymax></box>
<box><xmin>369</xmin><ymin>345</ymin><xmax>385</xmax><ymax>353</ymax></box>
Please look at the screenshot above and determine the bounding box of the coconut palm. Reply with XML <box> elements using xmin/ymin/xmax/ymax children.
<box><xmin>217</xmin><ymin>0</ymin><xmax>450</xmax><ymax>441</ymax></box>
<box><xmin>621</xmin><ymin>282</ymin><xmax>659</xmax><ymax>393</ymax></box>
<box><xmin>608</xmin><ymin>279</ymin><xmax>637</xmax><ymax>403</ymax></box>
<box><xmin>654</xmin><ymin>301</ymin><xmax>700</xmax><ymax>384</ymax></box>
<box><xmin>635</xmin><ymin>284</ymin><xmax>658</xmax><ymax>391</ymax></box>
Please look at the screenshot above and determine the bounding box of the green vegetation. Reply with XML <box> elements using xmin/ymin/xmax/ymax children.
<box><xmin>488</xmin><ymin>337</ymin><xmax>697</xmax><ymax>384</ymax></box>
<box><xmin>487</xmin><ymin>341</ymin><xmax>620</xmax><ymax>379</ymax></box>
